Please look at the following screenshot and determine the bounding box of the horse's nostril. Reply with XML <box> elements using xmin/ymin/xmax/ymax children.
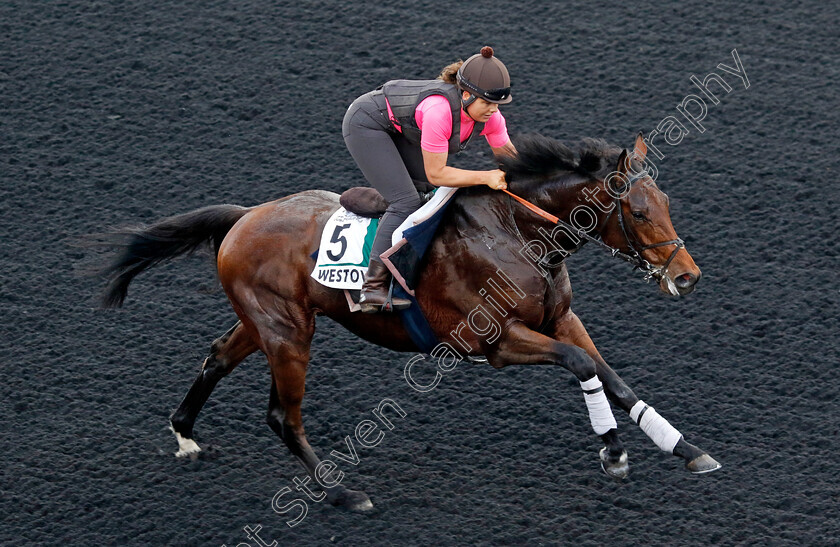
<box><xmin>674</xmin><ymin>273</ymin><xmax>696</xmax><ymax>289</ymax></box>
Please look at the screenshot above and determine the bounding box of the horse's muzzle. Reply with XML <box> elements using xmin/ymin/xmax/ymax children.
<box><xmin>672</xmin><ymin>270</ymin><xmax>701</xmax><ymax>295</ymax></box>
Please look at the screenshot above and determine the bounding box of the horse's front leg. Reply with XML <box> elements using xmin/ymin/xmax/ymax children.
<box><xmin>489</xmin><ymin>322</ymin><xmax>628</xmax><ymax>479</ymax></box>
<box><xmin>551</xmin><ymin>310</ymin><xmax>721</xmax><ymax>474</ymax></box>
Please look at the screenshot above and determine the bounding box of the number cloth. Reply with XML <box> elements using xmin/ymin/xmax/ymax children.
<box><xmin>311</xmin><ymin>208</ymin><xmax>379</xmax><ymax>290</ymax></box>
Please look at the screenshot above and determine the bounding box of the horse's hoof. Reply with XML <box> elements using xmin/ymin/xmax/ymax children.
<box><xmin>331</xmin><ymin>488</ymin><xmax>374</xmax><ymax>512</ymax></box>
<box><xmin>599</xmin><ymin>447</ymin><xmax>629</xmax><ymax>480</ymax></box>
<box><xmin>171</xmin><ymin>428</ymin><xmax>202</xmax><ymax>459</ymax></box>
<box><xmin>686</xmin><ymin>453</ymin><xmax>722</xmax><ymax>474</ymax></box>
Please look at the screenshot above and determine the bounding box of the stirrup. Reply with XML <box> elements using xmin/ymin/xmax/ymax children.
<box><xmin>359</xmin><ymin>278</ymin><xmax>410</xmax><ymax>313</ymax></box>
<box><xmin>380</xmin><ymin>278</ymin><xmax>403</xmax><ymax>312</ymax></box>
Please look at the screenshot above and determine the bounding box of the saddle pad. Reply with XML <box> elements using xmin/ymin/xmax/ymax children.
<box><xmin>381</xmin><ymin>186</ymin><xmax>460</xmax><ymax>296</ymax></box>
<box><xmin>309</xmin><ymin>196</ymin><xmax>453</xmax><ymax>353</ymax></box>
<box><xmin>391</xmin><ymin>186</ymin><xmax>459</xmax><ymax>245</ymax></box>
<box><xmin>310</xmin><ymin>207</ymin><xmax>379</xmax><ymax>289</ymax></box>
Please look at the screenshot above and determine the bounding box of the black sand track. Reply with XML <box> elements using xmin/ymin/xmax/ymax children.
<box><xmin>2</xmin><ymin>1</ymin><xmax>838</xmax><ymax>545</ymax></box>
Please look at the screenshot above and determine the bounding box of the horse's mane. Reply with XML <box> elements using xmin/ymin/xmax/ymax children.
<box><xmin>500</xmin><ymin>134</ymin><xmax>623</xmax><ymax>184</ymax></box>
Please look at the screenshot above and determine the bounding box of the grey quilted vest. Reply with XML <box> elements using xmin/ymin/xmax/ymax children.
<box><xmin>381</xmin><ymin>79</ymin><xmax>485</xmax><ymax>154</ymax></box>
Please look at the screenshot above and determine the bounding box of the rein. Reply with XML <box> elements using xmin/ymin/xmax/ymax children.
<box><xmin>502</xmin><ymin>171</ymin><xmax>684</xmax><ymax>282</ymax></box>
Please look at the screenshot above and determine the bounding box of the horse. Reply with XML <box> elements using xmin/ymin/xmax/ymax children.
<box><xmin>98</xmin><ymin>133</ymin><xmax>721</xmax><ymax>511</ymax></box>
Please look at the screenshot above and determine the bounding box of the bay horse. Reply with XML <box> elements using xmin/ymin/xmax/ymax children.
<box><xmin>99</xmin><ymin>133</ymin><xmax>721</xmax><ymax>511</ymax></box>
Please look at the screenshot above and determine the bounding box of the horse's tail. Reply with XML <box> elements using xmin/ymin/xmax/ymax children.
<box><xmin>99</xmin><ymin>204</ymin><xmax>249</xmax><ymax>308</ymax></box>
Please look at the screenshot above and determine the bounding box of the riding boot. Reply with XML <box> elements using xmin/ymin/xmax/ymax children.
<box><xmin>359</xmin><ymin>259</ymin><xmax>412</xmax><ymax>313</ymax></box>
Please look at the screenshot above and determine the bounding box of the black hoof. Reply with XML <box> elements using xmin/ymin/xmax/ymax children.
<box><xmin>685</xmin><ymin>453</ymin><xmax>722</xmax><ymax>474</ymax></box>
<box><xmin>330</xmin><ymin>488</ymin><xmax>374</xmax><ymax>511</ymax></box>
<box><xmin>599</xmin><ymin>447</ymin><xmax>629</xmax><ymax>480</ymax></box>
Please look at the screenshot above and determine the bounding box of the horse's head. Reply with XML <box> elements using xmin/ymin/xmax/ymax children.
<box><xmin>600</xmin><ymin>133</ymin><xmax>701</xmax><ymax>296</ymax></box>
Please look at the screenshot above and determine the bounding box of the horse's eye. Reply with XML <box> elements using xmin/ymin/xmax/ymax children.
<box><xmin>631</xmin><ymin>211</ymin><xmax>647</xmax><ymax>221</ymax></box>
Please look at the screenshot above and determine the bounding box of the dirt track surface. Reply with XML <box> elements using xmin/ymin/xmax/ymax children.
<box><xmin>2</xmin><ymin>1</ymin><xmax>838</xmax><ymax>545</ymax></box>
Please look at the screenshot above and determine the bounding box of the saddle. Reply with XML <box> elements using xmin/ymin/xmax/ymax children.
<box><xmin>315</xmin><ymin>186</ymin><xmax>460</xmax><ymax>352</ymax></box>
<box><xmin>339</xmin><ymin>187</ymin><xmax>436</xmax><ymax>218</ymax></box>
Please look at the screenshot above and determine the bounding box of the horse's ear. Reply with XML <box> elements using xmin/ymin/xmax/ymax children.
<box><xmin>615</xmin><ymin>149</ymin><xmax>630</xmax><ymax>175</ymax></box>
<box><xmin>633</xmin><ymin>131</ymin><xmax>647</xmax><ymax>161</ymax></box>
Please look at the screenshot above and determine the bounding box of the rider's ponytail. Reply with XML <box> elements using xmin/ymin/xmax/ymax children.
<box><xmin>437</xmin><ymin>60</ymin><xmax>463</xmax><ymax>85</ymax></box>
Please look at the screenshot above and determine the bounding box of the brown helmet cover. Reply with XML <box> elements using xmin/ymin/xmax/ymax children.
<box><xmin>456</xmin><ymin>46</ymin><xmax>512</xmax><ymax>104</ymax></box>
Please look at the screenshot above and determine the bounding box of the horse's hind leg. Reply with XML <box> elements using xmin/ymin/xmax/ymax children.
<box><xmin>266</xmin><ymin>378</ymin><xmax>374</xmax><ymax>511</ymax></box>
<box><xmin>553</xmin><ymin>311</ymin><xmax>721</xmax><ymax>474</ymax></box>
<box><xmin>169</xmin><ymin>320</ymin><xmax>258</xmax><ymax>457</ymax></box>
<box><xmin>262</xmin><ymin>323</ymin><xmax>373</xmax><ymax>512</ymax></box>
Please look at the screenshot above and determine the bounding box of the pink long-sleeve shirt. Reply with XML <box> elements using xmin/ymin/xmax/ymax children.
<box><xmin>386</xmin><ymin>95</ymin><xmax>510</xmax><ymax>153</ymax></box>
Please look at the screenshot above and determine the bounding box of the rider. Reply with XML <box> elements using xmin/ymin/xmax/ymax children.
<box><xmin>343</xmin><ymin>46</ymin><xmax>517</xmax><ymax>313</ymax></box>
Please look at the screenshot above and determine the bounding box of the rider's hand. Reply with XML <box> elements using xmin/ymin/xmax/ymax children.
<box><xmin>485</xmin><ymin>169</ymin><xmax>508</xmax><ymax>191</ymax></box>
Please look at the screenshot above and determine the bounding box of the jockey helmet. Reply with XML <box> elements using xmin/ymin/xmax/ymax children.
<box><xmin>456</xmin><ymin>46</ymin><xmax>512</xmax><ymax>106</ymax></box>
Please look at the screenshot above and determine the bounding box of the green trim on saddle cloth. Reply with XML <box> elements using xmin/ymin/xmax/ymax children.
<box><xmin>361</xmin><ymin>217</ymin><xmax>379</xmax><ymax>267</ymax></box>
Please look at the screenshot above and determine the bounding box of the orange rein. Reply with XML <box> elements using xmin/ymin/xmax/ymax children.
<box><xmin>501</xmin><ymin>189</ymin><xmax>559</xmax><ymax>225</ymax></box>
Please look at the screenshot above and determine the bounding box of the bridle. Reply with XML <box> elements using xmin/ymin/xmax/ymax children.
<box><xmin>504</xmin><ymin>168</ymin><xmax>685</xmax><ymax>283</ymax></box>
<box><xmin>601</xmin><ymin>170</ymin><xmax>685</xmax><ymax>282</ymax></box>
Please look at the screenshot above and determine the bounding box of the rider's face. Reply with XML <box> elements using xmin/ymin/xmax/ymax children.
<box><xmin>462</xmin><ymin>92</ymin><xmax>499</xmax><ymax>122</ymax></box>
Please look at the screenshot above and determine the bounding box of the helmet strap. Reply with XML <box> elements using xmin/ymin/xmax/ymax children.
<box><xmin>461</xmin><ymin>93</ymin><xmax>478</xmax><ymax>112</ymax></box>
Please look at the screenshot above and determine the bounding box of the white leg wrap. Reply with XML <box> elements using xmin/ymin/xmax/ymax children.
<box><xmin>630</xmin><ymin>400</ymin><xmax>682</xmax><ymax>453</ymax></box>
<box><xmin>580</xmin><ymin>376</ymin><xmax>617</xmax><ymax>435</ymax></box>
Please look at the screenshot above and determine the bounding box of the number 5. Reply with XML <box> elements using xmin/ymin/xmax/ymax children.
<box><xmin>326</xmin><ymin>223</ymin><xmax>351</xmax><ymax>261</ymax></box>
